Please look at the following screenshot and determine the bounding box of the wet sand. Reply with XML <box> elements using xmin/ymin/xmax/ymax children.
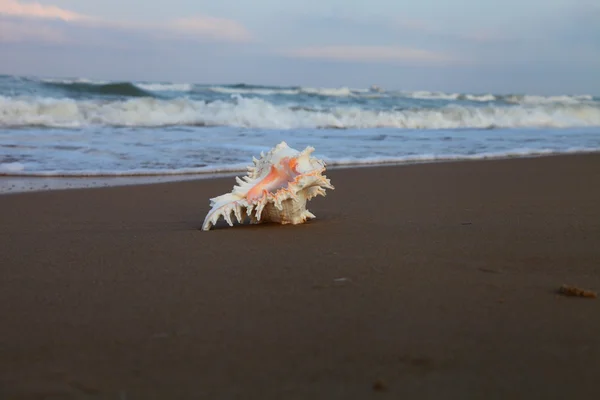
<box><xmin>1</xmin><ymin>154</ymin><xmax>599</xmax><ymax>399</ymax></box>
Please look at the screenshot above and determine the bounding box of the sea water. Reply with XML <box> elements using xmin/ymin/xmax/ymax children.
<box><xmin>1</xmin><ymin>74</ymin><xmax>599</xmax><ymax>192</ymax></box>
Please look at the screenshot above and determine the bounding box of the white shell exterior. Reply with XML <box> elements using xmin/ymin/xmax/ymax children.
<box><xmin>202</xmin><ymin>141</ymin><xmax>334</xmax><ymax>230</ymax></box>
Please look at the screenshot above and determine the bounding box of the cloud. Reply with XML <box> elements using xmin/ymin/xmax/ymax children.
<box><xmin>169</xmin><ymin>16</ymin><xmax>252</xmax><ymax>42</ymax></box>
<box><xmin>388</xmin><ymin>16</ymin><xmax>511</xmax><ymax>45</ymax></box>
<box><xmin>0</xmin><ymin>0</ymin><xmax>252</xmax><ymax>44</ymax></box>
<box><xmin>392</xmin><ymin>17</ymin><xmax>432</xmax><ymax>32</ymax></box>
<box><xmin>0</xmin><ymin>0</ymin><xmax>86</xmax><ymax>21</ymax></box>
<box><xmin>0</xmin><ymin>17</ymin><xmax>66</xmax><ymax>42</ymax></box>
<box><xmin>281</xmin><ymin>45</ymin><xmax>458</xmax><ymax>66</ymax></box>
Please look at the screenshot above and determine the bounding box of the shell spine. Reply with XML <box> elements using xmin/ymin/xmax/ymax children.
<box><xmin>202</xmin><ymin>142</ymin><xmax>333</xmax><ymax>230</ymax></box>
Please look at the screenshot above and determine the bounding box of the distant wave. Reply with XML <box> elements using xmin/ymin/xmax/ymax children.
<box><xmin>201</xmin><ymin>86</ymin><xmax>597</xmax><ymax>104</ymax></box>
<box><xmin>39</xmin><ymin>77</ymin><xmax>108</xmax><ymax>85</ymax></box>
<box><xmin>40</xmin><ymin>77</ymin><xmax>193</xmax><ymax>95</ymax></box>
<box><xmin>201</xmin><ymin>84</ymin><xmax>371</xmax><ymax>97</ymax></box>
<box><xmin>402</xmin><ymin>91</ymin><xmax>595</xmax><ymax>104</ymax></box>
<box><xmin>503</xmin><ymin>94</ymin><xmax>595</xmax><ymax>105</ymax></box>
<box><xmin>1</xmin><ymin>95</ymin><xmax>599</xmax><ymax>129</ymax></box>
<box><xmin>16</xmin><ymin>77</ymin><xmax>596</xmax><ymax>104</ymax></box>
<box><xmin>205</xmin><ymin>85</ymin><xmax>298</xmax><ymax>96</ymax></box>
<box><xmin>43</xmin><ymin>81</ymin><xmax>153</xmax><ymax>98</ymax></box>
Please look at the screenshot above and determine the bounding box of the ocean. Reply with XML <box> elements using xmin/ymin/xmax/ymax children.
<box><xmin>1</xmin><ymin>74</ymin><xmax>599</xmax><ymax>191</ymax></box>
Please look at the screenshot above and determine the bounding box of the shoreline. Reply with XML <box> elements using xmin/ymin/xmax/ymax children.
<box><xmin>1</xmin><ymin>152</ymin><xmax>599</xmax><ymax>398</ymax></box>
<box><xmin>2</xmin><ymin>150</ymin><xmax>599</xmax><ymax>195</ymax></box>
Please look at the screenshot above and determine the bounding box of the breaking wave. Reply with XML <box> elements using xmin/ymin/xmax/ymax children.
<box><xmin>136</xmin><ymin>83</ymin><xmax>194</xmax><ymax>92</ymax></box>
<box><xmin>1</xmin><ymin>95</ymin><xmax>599</xmax><ymax>129</ymax></box>
<box><xmin>15</xmin><ymin>77</ymin><xmax>597</xmax><ymax>104</ymax></box>
<box><xmin>43</xmin><ymin>81</ymin><xmax>153</xmax><ymax>98</ymax></box>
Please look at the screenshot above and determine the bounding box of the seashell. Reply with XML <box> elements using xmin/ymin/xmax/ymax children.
<box><xmin>202</xmin><ymin>141</ymin><xmax>334</xmax><ymax>230</ymax></box>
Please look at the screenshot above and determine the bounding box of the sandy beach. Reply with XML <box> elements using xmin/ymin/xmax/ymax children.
<box><xmin>1</xmin><ymin>154</ymin><xmax>599</xmax><ymax>399</ymax></box>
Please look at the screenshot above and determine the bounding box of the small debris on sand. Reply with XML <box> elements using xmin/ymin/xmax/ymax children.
<box><xmin>558</xmin><ymin>284</ymin><xmax>597</xmax><ymax>298</ymax></box>
<box><xmin>478</xmin><ymin>267</ymin><xmax>502</xmax><ymax>274</ymax></box>
<box><xmin>372</xmin><ymin>379</ymin><xmax>388</xmax><ymax>392</ymax></box>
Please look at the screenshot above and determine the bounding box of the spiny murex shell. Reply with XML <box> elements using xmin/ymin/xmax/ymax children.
<box><xmin>202</xmin><ymin>141</ymin><xmax>334</xmax><ymax>230</ymax></box>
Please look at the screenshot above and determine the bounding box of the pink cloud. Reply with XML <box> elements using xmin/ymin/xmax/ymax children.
<box><xmin>282</xmin><ymin>45</ymin><xmax>457</xmax><ymax>65</ymax></box>
<box><xmin>0</xmin><ymin>0</ymin><xmax>85</xmax><ymax>21</ymax></box>
<box><xmin>169</xmin><ymin>16</ymin><xmax>253</xmax><ymax>43</ymax></box>
<box><xmin>0</xmin><ymin>18</ymin><xmax>67</xmax><ymax>42</ymax></box>
<box><xmin>0</xmin><ymin>1</ymin><xmax>253</xmax><ymax>44</ymax></box>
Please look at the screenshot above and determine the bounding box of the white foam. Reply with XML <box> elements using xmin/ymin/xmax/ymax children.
<box><xmin>0</xmin><ymin>174</ymin><xmax>235</xmax><ymax>194</ymax></box>
<box><xmin>40</xmin><ymin>77</ymin><xmax>108</xmax><ymax>85</ymax></box>
<box><xmin>300</xmin><ymin>87</ymin><xmax>356</xmax><ymax>97</ymax></box>
<box><xmin>208</xmin><ymin>87</ymin><xmax>299</xmax><ymax>96</ymax></box>
<box><xmin>325</xmin><ymin>147</ymin><xmax>599</xmax><ymax>167</ymax></box>
<box><xmin>406</xmin><ymin>91</ymin><xmax>497</xmax><ymax>102</ymax></box>
<box><xmin>1</xmin><ymin>95</ymin><xmax>599</xmax><ymax>129</ymax></box>
<box><xmin>136</xmin><ymin>83</ymin><xmax>193</xmax><ymax>92</ymax></box>
<box><xmin>3</xmin><ymin>148</ymin><xmax>598</xmax><ymax>179</ymax></box>
<box><xmin>0</xmin><ymin>162</ymin><xmax>25</xmax><ymax>173</ymax></box>
<box><xmin>464</xmin><ymin>94</ymin><xmax>496</xmax><ymax>102</ymax></box>
<box><xmin>403</xmin><ymin>91</ymin><xmax>596</xmax><ymax>104</ymax></box>
<box><xmin>504</xmin><ymin>94</ymin><xmax>595</xmax><ymax>105</ymax></box>
<box><xmin>406</xmin><ymin>91</ymin><xmax>462</xmax><ymax>101</ymax></box>
<box><xmin>207</xmin><ymin>86</ymin><xmax>367</xmax><ymax>97</ymax></box>
<box><xmin>0</xmin><ymin>164</ymin><xmax>248</xmax><ymax>177</ymax></box>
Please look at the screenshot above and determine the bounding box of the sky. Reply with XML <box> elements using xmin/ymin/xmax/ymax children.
<box><xmin>0</xmin><ymin>0</ymin><xmax>599</xmax><ymax>94</ymax></box>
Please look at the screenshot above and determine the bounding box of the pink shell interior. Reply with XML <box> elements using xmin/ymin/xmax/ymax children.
<box><xmin>246</xmin><ymin>156</ymin><xmax>299</xmax><ymax>201</ymax></box>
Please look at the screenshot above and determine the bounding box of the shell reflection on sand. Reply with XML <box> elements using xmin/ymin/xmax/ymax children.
<box><xmin>202</xmin><ymin>142</ymin><xmax>334</xmax><ymax>230</ymax></box>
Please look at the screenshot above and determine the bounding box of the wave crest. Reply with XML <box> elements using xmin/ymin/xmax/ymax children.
<box><xmin>1</xmin><ymin>95</ymin><xmax>599</xmax><ymax>129</ymax></box>
<box><xmin>43</xmin><ymin>81</ymin><xmax>153</xmax><ymax>98</ymax></box>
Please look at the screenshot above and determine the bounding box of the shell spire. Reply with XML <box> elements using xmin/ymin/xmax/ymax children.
<box><xmin>202</xmin><ymin>141</ymin><xmax>334</xmax><ymax>230</ymax></box>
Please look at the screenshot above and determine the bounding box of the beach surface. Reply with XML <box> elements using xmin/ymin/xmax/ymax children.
<box><xmin>1</xmin><ymin>154</ymin><xmax>599</xmax><ymax>399</ymax></box>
